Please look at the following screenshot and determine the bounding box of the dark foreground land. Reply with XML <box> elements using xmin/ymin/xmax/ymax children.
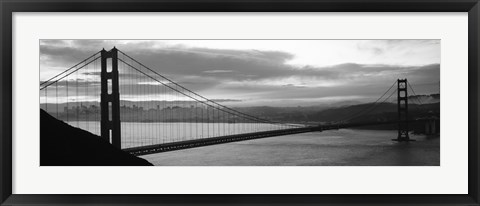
<box><xmin>40</xmin><ymin>109</ymin><xmax>152</xmax><ymax>166</ymax></box>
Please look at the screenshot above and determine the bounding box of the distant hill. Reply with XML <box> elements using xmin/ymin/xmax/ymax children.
<box><xmin>310</xmin><ymin>102</ymin><xmax>439</xmax><ymax>123</ymax></box>
<box><xmin>408</xmin><ymin>93</ymin><xmax>440</xmax><ymax>104</ymax></box>
<box><xmin>41</xmin><ymin>99</ymin><xmax>240</xmax><ymax>111</ymax></box>
<box><xmin>40</xmin><ymin>93</ymin><xmax>440</xmax><ymax>124</ymax></box>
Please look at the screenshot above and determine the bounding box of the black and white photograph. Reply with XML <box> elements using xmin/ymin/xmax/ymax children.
<box><xmin>39</xmin><ymin>39</ymin><xmax>440</xmax><ymax>166</ymax></box>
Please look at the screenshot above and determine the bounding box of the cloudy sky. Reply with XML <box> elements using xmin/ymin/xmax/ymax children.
<box><xmin>40</xmin><ymin>40</ymin><xmax>440</xmax><ymax>107</ymax></box>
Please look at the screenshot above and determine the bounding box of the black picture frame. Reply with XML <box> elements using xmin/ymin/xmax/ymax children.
<box><xmin>1</xmin><ymin>0</ymin><xmax>479</xmax><ymax>205</ymax></box>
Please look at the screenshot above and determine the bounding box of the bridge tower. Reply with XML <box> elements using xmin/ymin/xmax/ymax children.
<box><xmin>100</xmin><ymin>48</ymin><xmax>121</xmax><ymax>148</ymax></box>
<box><xmin>394</xmin><ymin>79</ymin><xmax>414</xmax><ymax>142</ymax></box>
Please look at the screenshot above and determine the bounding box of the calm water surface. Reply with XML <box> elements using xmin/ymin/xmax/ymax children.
<box><xmin>66</xmin><ymin>121</ymin><xmax>439</xmax><ymax>166</ymax></box>
<box><xmin>142</xmin><ymin>129</ymin><xmax>440</xmax><ymax>166</ymax></box>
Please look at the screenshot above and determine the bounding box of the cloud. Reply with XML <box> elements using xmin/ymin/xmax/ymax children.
<box><xmin>203</xmin><ymin>70</ymin><xmax>234</xmax><ymax>74</ymax></box>
<box><xmin>40</xmin><ymin>40</ymin><xmax>440</xmax><ymax>107</ymax></box>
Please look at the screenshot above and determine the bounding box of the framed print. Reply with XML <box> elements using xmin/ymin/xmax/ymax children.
<box><xmin>38</xmin><ymin>39</ymin><xmax>442</xmax><ymax>167</ymax></box>
<box><xmin>1</xmin><ymin>0</ymin><xmax>479</xmax><ymax>205</ymax></box>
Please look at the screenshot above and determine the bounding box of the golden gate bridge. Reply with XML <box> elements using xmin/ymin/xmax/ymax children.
<box><xmin>40</xmin><ymin>47</ymin><xmax>431</xmax><ymax>156</ymax></box>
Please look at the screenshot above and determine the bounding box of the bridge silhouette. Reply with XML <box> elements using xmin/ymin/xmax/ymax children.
<box><xmin>40</xmin><ymin>48</ymin><xmax>428</xmax><ymax>156</ymax></box>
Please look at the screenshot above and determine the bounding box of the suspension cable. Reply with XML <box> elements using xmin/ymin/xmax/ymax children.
<box><xmin>337</xmin><ymin>80</ymin><xmax>397</xmax><ymax>122</ymax></box>
<box><xmin>407</xmin><ymin>81</ymin><xmax>424</xmax><ymax>105</ymax></box>
<box><xmin>40</xmin><ymin>51</ymin><xmax>101</xmax><ymax>86</ymax></box>
<box><xmin>118</xmin><ymin>50</ymin><xmax>300</xmax><ymax>128</ymax></box>
<box><xmin>118</xmin><ymin>58</ymin><xmax>279</xmax><ymax>126</ymax></box>
<box><xmin>40</xmin><ymin>56</ymin><xmax>101</xmax><ymax>90</ymax></box>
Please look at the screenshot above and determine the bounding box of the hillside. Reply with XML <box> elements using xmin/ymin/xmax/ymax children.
<box><xmin>40</xmin><ymin>109</ymin><xmax>153</xmax><ymax>166</ymax></box>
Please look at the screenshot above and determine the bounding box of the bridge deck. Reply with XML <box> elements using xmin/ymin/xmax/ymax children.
<box><xmin>123</xmin><ymin>127</ymin><xmax>315</xmax><ymax>156</ymax></box>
